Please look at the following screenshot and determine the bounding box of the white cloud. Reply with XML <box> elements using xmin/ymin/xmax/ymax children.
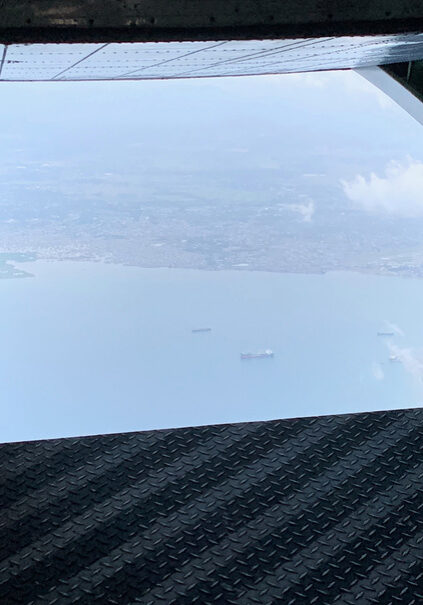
<box><xmin>372</xmin><ymin>362</ymin><xmax>385</xmax><ymax>381</ymax></box>
<box><xmin>342</xmin><ymin>159</ymin><xmax>423</xmax><ymax>218</ymax></box>
<box><xmin>287</xmin><ymin>200</ymin><xmax>315</xmax><ymax>223</ymax></box>
<box><xmin>385</xmin><ymin>321</ymin><xmax>405</xmax><ymax>337</ymax></box>
<box><xmin>41</xmin><ymin>161</ymin><xmax>67</xmax><ymax>168</ymax></box>
<box><xmin>388</xmin><ymin>343</ymin><xmax>423</xmax><ymax>384</ymax></box>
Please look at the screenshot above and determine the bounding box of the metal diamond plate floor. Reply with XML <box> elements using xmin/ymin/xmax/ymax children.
<box><xmin>1</xmin><ymin>407</ymin><xmax>422</xmax><ymax>604</ymax></box>
<box><xmin>1</xmin><ymin>34</ymin><xmax>423</xmax><ymax>80</ymax></box>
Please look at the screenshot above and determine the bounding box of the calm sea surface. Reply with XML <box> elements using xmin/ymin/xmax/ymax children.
<box><xmin>1</xmin><ymin>260</ymin><xmax>422</xmax><ymax>442</ymax></box>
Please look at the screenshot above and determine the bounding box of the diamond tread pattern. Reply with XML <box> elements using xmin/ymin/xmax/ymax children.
<box><xmin>0</xmin><ymin>408</ymin><xmax>422</xmax><ymax>604</ymax></box>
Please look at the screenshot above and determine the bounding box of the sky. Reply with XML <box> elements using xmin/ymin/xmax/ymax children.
<box><xmin>0</xmin><ymin>69</ymin><xmax>419</xmax><ymax>167</ymax></box>
<box><xmin>0</xmin><ymin>68</ymin><xmax>421</xmax><ymax>212</ymax></box>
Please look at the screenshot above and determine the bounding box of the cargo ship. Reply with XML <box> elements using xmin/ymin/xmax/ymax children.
<box><xmin>378</xmin><ymin>331</ymin><xmax>394</xmax><ymax>336</ymax></box>
<box><xmin>241</xmin><ymin>349</ymin><xmax>274</xmax><ymax>360</ymax></box>
<box><xmin>192</xmin><ymin>328</ymin><xmax>212</xmax><ymax>333</ymax></box>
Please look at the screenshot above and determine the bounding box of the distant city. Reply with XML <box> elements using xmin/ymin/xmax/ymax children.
<box><xmin>2</xmin><ymin>165</ymin><xmax>423</xmax><ymax>280</ymax></box>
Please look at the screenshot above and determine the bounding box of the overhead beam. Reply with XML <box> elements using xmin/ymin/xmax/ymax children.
<box><xmin>356</xmin><ymin>65</ymin><xmax>423</xmax><ymax>126</ymax></box>
<box><xmin>0</xmin><ymin>1</ymin><xmax>422</xmax><ymax>44</ymax></box>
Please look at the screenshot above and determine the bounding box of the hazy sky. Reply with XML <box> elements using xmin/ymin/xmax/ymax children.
<box><xmin>0</xmin><ymin>69</ymin><xmax>420</xmax><ymax>168</ymax></box>
<box><xmin>0</xmin><ymin>69</ymin><xmax>421</xmax><ymax>216</ymax></box>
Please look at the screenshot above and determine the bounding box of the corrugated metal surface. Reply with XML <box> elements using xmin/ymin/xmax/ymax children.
<box><xmin>1</xmin><ymin>407</ymin><xmax>422</xmax><ymax>603</ymax></box>
<box><xmin>0</xmin><ymin>35</ymin><xmax>423</xmax><ymax>81</ymax></box>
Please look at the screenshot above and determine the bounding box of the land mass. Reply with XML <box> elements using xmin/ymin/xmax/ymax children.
<box><xmin>0</xmin><ymin>168</ymin><xmax>422</xmax><ymax>279</ymax></box>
